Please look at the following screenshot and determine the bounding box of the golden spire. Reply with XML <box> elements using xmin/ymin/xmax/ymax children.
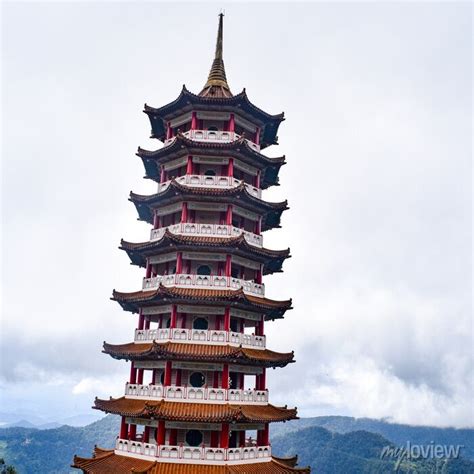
<box><xmin>199</xmin><ymin>13</ymin><xmax>233</xmax><ymax>97</ymax></box>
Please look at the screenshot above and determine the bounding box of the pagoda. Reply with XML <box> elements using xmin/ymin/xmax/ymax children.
<box><xmin>73</xmin><ymin>14</ymin><xmax>309</xmax><ymax>474</ymax></box>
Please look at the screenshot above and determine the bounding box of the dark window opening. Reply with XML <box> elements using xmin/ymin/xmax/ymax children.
<box><xmin>193</xmin><ymin>317</ymin><xmax>209</xmax><ymax>330</ymax></box>
<box><xmin>189</xmin><ymin>372</ymin><xmax>205</xmax><ymax>388</ymax></box>
<box><xmin>197</xmin><ymin>265</ymin><xmax>211</xmax><ymax>276</ymax></box>
<box><xmin>186</xmin><ymin>430</ymin><xmax>203</xmax><ymax>446</ymax></box>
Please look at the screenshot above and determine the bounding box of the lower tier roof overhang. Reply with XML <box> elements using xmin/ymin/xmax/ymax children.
<box><xmin>111</xmin><ymin>286</ymin><xmax>292</xmax><ymax>321</ymax></box>
<box><xmin>72</xmin><ymin>447</ymin><xmax>310</xmax><ymax>473</ymax></box>
<box><xmin>103</xmin><ymin>341</ymin><xmax>295</xmax><ymax>368</ymax></box>
<box><xmin>120</xmin><ymin>232</ymin><xmax>290</xmax><ymax>275</ymax></box>
<box><xmin>93</xmin><ymin>398</ymin><xmax>298</xmax><ymax>424</ymax></box>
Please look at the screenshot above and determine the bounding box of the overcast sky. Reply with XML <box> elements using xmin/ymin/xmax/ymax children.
<box><xmin>1</xmin><ymin>2</ymin><xmax>472</xmax><ymax>428</ymax></box>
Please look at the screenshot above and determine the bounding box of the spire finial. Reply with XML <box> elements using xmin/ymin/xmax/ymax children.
<box><xmin>199</xmin><ymin>13</ymin><xmax>233</xmax><ymax>97</ymax></box>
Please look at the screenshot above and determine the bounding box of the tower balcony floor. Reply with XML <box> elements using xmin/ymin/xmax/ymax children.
<box><xmin>164</xmin><ymin>129</ymin><xmax>261</xmax><ymax>153</ymax></box>
<box><xmin>124</xmin><ymin>383</ymin><xmax>269</xmax><ymax>405</ymax></box>
<box><xmin>157</xmin><ymin>175</ymin><xmax>261</xmax><ymax>199</ymax></box>
<box><xmin>150</xmin><ymin>223</ymin><xmax>263</xmax><ymax>248</ymax></box>
<box><xmin>115</xmin><ymin>439</ymin><xmax>271</xmax><ymax>465</ymax></box>
<box><xmin>135</xmin><ymin>328</ymin><xmax>266</xmax><ymax>350</ymax></box>
<box><xmin>142</xmin><ymin>274</ymin><xmax>265</xmax><ymax>297</ymax></box>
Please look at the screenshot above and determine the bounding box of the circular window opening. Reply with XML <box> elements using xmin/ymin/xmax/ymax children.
<box><xmin>186</xmin><ymin>429</ymin><xmax>203</xmax><ymax>447</ymax></box>
<box><xmin>193</xmin><ymin>317</ymin><xmax>209</xmax><ymax>330</ymax></box>
<box><xmin>208</xmin><ymin>126</ymin><xmax>218</xmax><ymax>131</ymax></box>
<box><xmin>197</xmin><ymin>265</ymin><xmax>211</xmax><ymax>276</ymax></box>
<box><xmin>204</xmin><ymin>169</ymin><xmax>216</xmax><ymax>176</ymax></box>
<box><xmin>189</xmin><ymin>372</ymin><xmax>205</xmax><ymax>388</ymax></box>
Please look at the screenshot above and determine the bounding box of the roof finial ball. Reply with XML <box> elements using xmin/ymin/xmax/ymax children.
<box><xmin>199</xmin><ymin>12</ymin><xmax>232</xmax><ymax>98</ymax></box>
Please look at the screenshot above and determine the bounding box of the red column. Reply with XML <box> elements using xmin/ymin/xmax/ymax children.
<box><xmin>222</xmin><ymin>364</ymin><xmax>229</xmax><ymax>389</ymax></box>
<box><xmin>255</xmin><ymin>217</ymin><xmax>262</xmax><ymax>235</ymax></box>
<box><xmin>210</xmin><ymin>431</ymin><xmax>219</xmax><ymax>447</ymax></box>
<box><xmin>175</xmin><ymin>369</ymin><xmax>182</xmax><ymax>386</ymax></box>
<box><xmin>181</xmin><ymin>313</ymin><xmax>187</xmax><ymax>329</ymax></box>
<box><xmin>239</xmin><ymin>430</ymin><xmax>246</xmax><ymax>447</ymax></box>
<box><xmin>170</xmin><ymin>305</ymin><xmax>177</xmax><ymax>328</ymax></box>
<box><xmin>176</xmin><ymin>253</ymin><xmax>183</xmax><ymax>274</ymax></box>
<box><xmin>228</xmin><ymin>158</ymin><xmax>234</xmax><ymax>177</ymax></box>
<box><xmin>153</xmin><ymin>212</ymin><xmax>159</xmax><ymax>229</ymax></box>
<box><xmin>144</xmin><ymin>318</ymin><xmax>150</xmax><ymax>330</ymax></box>
<box><xmin>145</xmin><ymin>260</ymin><xmax>152</xmax><ymax>278</ymax></box>
<box><xmin>224</xmin><ymin>308</ymin><xmax>231</xmax><ymax>332</ymax></box>
<box><xmin>129</xmin><ymin>424</ymin><xmax>137</xmax><ymax>441</ymax></box>
<box><xmin>229</xmin><ymin>113</ymin><xmax>235</xmax><ymax>132</ymax></box>
<box><xmin>138</xmin><ymin>311</ymin><xmax>145</xmax><ymax>330</ymax></box>
<box><xmin>254</xmin><ymin>127</ymin><xmax>260</xmax><ymax>145</ymax></box>
<box><xmin>186</xmin><ymin>155</ymin><xmax>193</xmax><ymax>174</ymax></box>
<box><xmin>137</xmin><ymin>369</ymin><xmax>144</xmax><ymax>384</ymax></box>
<box><xmin>120</xmin><ymin>417</ymin><xmax>128</xmax><ymax>439</ymax></box>
<box><xmin>191</xmin><ymin>112</ymin><xmax>197</xmax><ymax>130</ymax></box>
<box><xmin>143</xmin><ymin>426</ymin><xmax>150</xmax><ymax>443</ymax></box>
<box><xmin>181</xmin><ymin>203</ymin><xmax>188</xmax><ymax>223</ymax></box>
<box><xmin>258</xmin><ymin>368</ymin><xmax>266</xmax><ymax>390</ymax></box>
<box><xmin>160</xmin><ymin>165</ymin><xmax>166</xmax><ymax>183</ymax></box>
<box><xmin>129</xmin><ymin>362</ymin><xmax>137</xmax><ymax>384</ymax></box>
<box><xmin>152</xmin><ymin>369</ymin><xmax>158</xmax><ymax>384</ymax></box>
<box><xmin>256</xmin><ymin>264</ymin><xmax>263</xmax><ymax>284</ymax></box>
<box><xmin>256</xmin><ymin>315</ymin><xmax>265</xmax><ymax>336</ymax></box>
<box><xmin>220</xmin><ymin>423</ymin><xmax>230</xmax><ymax>448</ymax></box>
<box><xmin>226</xmin><ymin>205</ymin><xmax>232</xmax><ymax>225</ymax></box>
<box><xmin>169</xmin><ymin>429</ymin><xmax>178</xmax><ymax>445</ymax></box>
<box><xmin>225</xmin><ymin>255</ymin><xmax>232</xmax><ymax>277</ymax></box>
<box><xmin>213</xmin><ymin>371</ymin><xmax>219</xmax><ymax>388</ymax></box>
<box><xmin>262</xmin><ymin>423</ymin><xmax>269</xmax><ymax>445</ymax></box>
<box><xmin>164</xmin><ymin>361</ymin><xmax>172</xmax><ymax>386</ymax></box>
<box><xmin>255</xmin><ymin>170</ymin><xmax>261</xmax><ymax>188</ymax></box>
<box><xmin>157</xmin><ymin>420</ymin><xmax>166</xmax><ymax>445</ymax></box>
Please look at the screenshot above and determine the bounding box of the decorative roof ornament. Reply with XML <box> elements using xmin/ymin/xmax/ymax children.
<box><xmin>199</xmin><ymin>13</ymin><xmax>233</xmax><ymax>98</ymax></box>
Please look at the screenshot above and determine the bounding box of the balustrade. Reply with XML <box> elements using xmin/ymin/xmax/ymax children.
<box><xmin>150</xmin><ymin>223</ymin><xmax>263</xmax><ymax>247</ymax></box>
<box><xmin>125</xmin><ymin>383</ymin><xmax>268</xmax><ymax>404</ymax></box>
<box><xmin>134</xmin><ymin>328</ymin><xmax>266</xmax><ymax>349</ymax></box>
<box><xmin>115</xmin><ymin>439</ymin><xmax>271</xmax><ymax>463</ymax></box>
<box><xmin>142</xmin><ymin>274</ymin><xmax>265</xmax><ymax>297</ymax></box>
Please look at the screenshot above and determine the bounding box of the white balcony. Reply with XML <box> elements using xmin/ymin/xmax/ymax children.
<box><xmin>157</xmin><ymin>175</ymin><xmax>261</xmax><ymax>199</ymax></box>
<box><xmin>142</xmin><ymin>274</ymin><xmax>265</xmax><ymax>297</ymax></box>
<box><xmin>125</xmin><ymin>383</ymin><xmax>269</xmax><ymax>405</ymax></box>
<box><xmin>135</xmin><ymin>328</ymin><xmax>266</xmax><ymax>349</ymax></box>
<box><xmin>150</xmin><ymin>223</ymin><xmax>263</xmax><ymax>248</ymax></box>
<box><xmin>115</xmin><ymin>439</ymin><xmax>271</xmax><ymax>465</ymax></box>
<box><xmin>164</xmin><ymin>129</ymin><xmax>261</xmax><ymax>152</ymax></box>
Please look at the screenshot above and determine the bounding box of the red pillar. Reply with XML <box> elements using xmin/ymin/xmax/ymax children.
<box><xmin>254</xmin><ymin>170</ymin><xmax>261</xmax><ymax>188</ymax></box>
<box><xmin>220</xmin><ymin>423</ymin><xmax>230</xmax><ymax>448</ymax></box>
<box><xmin>226</xmin><ymin>205</ymin><xmax>232</xmax><ymax>225</ymax></box>
<box><xmin>160</xmin><ymin>165</ymin><xmax>166</xmax><ymax>183</ymax></box>
<box><xmin>222</xmin><ymin>364</ymin><xmax>229</xmax><ymax>389</ymax></box>
<box><xmin>256</xmin><ymin>265</ymin><xmax>263</xmax><ymax>284</ymax></box>
<box><xmin>181</xmin><ymin>202</ymin><xmax>188</xmax><ymax>223</ymax></box>
<box><xmin>120</xmin><ymin>416</ymin><xmax>128</xmax><ymax>439</ymax></box>
<box><xmin>153</xmin><ymin>212</ymin><xmax>160</xmax><ymax>229</ymax></box>
<box><xmin>137</xmin><ymin>369</ymin><xmax>144</xmax><ymax>384</ymax></box>
<box><xmin>170</xmin><ymin>305</ymin><xmax>177</xmax><ymax>328</ymax></box>
<box><xmin>255</xmin><ymin>217</ymin><xmax>262</xmax><ymax>235</ymax></box>
<box><xmin>213</xmin><ymin>371</ymin><xmax>219</xmax><ymax>388</ymax></box>
<box><xmin>157</xmin><ymin>420</ymin><xmax>166</xmax><ymax>445</ymax></box>
<box><xmin>225</xmin><ymin>255</ymin><xmax>232</xmax><ymax>277</ymax></box>
<box><xmin>176</xmin><ymin>253</ymin><xmax>183</xmax><ymax>274</ymax></box>
<box><xmin>175</xmin><ymin>369</ymin><xmax>182</xmax><ymax>386</ymax></box>
<box><xmin>256</xmin><ymin>316</ymin><xmax>265</xmax><ymax>336</ymax></box>
<box><xmin>210</xmin><ymin>431</ymin><xmax>219</xmax><ymax>447</ymax></box>
<box><xmin>262</xmin><ymin>423</ymin><xmax>269</xmax><ymax>445</ymax></box>
<box><xmin>169</xmin><ymin>429</ymin><xmax>178</xmax><ymax>445</ymax></box>
<box><xmin>258</xmin><ymin>368</ymin><xmax>266</xmax><ymax>390</ymax></box>
<box><xmin>224</xmin><ymin>308</ymin><xmax>231</xmax><ymax>332</ymax></box>
<box><xmin>191</xmin><ymin>112</ymin><xmax>197</xmax><ymax>130</ymax></box>
<box><xmin>228</xmin><ymin>158</ymin><xmax>234</xmax><ymax>177</ymax></box>
<box><xmin>239</xmin><ymin>430</ymin><xmax>246</xmax><ymax>447</ymax></box>
<box><xmin>143</xmin><ymin>426</ymin><xmax>150</xmax><ymax>443</ymax></box>
<box><xmin>129</xmin><ymin>424</ymin><xmax>137</xmax><ymax>441</ymax></box>
<box><xmin>164</xmin><ymin>361</ymin><xmax>172</xmax><ymax>386</ymax></box>
<box><xmin>138</xmin><ymin>311</ymin><xmax>145</xmax><ymax>330</ymax></box>
<box><xmin>186</xmin><ymin>155</ymin><xmax>193</xmax><ymax>174</ymax></box>
<box><xmin>254</xmin><ymin>127</ymin><xmax>260</xmax><ymax>145</ymax></box>
<box><xmin>129</xmin><ymin>362</ymin><xmax>137</xmax><ymax>384</ymax></box>
<box><xmin>229</xmin><ymin>113</ymin><xmax>235</xmax><ymax>132</ymax></box>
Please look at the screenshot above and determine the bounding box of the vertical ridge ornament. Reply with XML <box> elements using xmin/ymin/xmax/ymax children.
<box><xmin>199</xmin><ymin>13</ymin><xmax>233</xmax><ymax>98</ymax></box>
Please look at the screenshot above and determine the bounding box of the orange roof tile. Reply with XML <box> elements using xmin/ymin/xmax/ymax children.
<box><xmin>72</xmin><ymin>449</ymin><xmax>310</xmax><ymax>473</ymax></box>
<box><xmin>103</xmin><ymin>342</ymin><xmax>294</xmax><ymax>368</ymax></box>
<box><xmin>93</xmin><ymin>398</ymin><xmax>298</xmax><ymax>423</ymax></box>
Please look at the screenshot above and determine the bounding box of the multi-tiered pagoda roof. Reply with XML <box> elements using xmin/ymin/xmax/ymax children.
<box><xmin>73</xmin><ymin>13</ymin><xmax>308</xmax><ymax>474</ymax></box>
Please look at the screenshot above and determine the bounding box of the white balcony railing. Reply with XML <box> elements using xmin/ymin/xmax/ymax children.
<box><xmin>135</xmin><ymin>328</ymin><xmax>266</xmax><ymax>349</ymax></box>
<box><xmin>115</xmin><ymin>439</ymin><xmax>271</xmax><ymax>464</ymax></box>
<box><xmin>142</xmin><ymin>274</ymin><xmax>265</xmax><ymax>297</ymax></box>
<box><xmin>164</xmin><ymin>129</ymin><xmax>261</xmax><ymax>152</ymax></box>
<box><xmin>157</xmin><ymin>175</ymin><xmax>261</xmax><ymax>199</ymax></box>
<box><xmin>150</xmin><ymin>223</ymin><xmax>263</xmax><ymax>248</ymax></box>
<box><xmin>124</xmin><ymin>383</ymin><xmax>269</xmax><ymax>405</ymax></box>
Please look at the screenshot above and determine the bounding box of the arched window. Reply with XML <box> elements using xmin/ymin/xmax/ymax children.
<box><xmin>189</xmin><ymin>372</ymin><xmax>205</xmax><ymax>388</ymax></box>
<box><xmin>193</xmin><ymin>317</ymin><xmax>209</xmax><ymax>330</ymax></box>
<box><xmin>204</xmin><ymin>169</ymin><xmax>216</xmax><ymax>176</ymax></box>
<box><xmin>197</xmin><ymin>265</ymin><xmax>211</xmax><ymax>276</ymax></box>
<box><xmin>186</xmin><ymin>430</ymin><xmax>203</xmax><ymax>447</ymax></box>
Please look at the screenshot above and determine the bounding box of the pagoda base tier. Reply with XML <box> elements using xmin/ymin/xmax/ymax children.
<box><xmin>72</xmin><ymin>446</ymin><xmax>310</xmax><ymax>473</ymax></box>
<box><xmin>93</xmin><ymin>398</ymin><xmax>297</xmax><ymax>423</ymax></box>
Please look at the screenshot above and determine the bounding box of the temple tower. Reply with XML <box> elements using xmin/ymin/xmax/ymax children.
<box><xmin>73</xmin><ymin>14</ymin><xmax>309</xmax><ymax>473</ymax></box>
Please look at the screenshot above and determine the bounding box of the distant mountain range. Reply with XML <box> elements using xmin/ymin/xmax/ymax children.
<box><xmin>0</xmin><ymin>413</ymin><xmax>102</xmax><ymax>430</ymax></box>
<box><xmin>0</xmin><ymin>415</ymin><xmax>472</xmax><ymax>473</ymax></box>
